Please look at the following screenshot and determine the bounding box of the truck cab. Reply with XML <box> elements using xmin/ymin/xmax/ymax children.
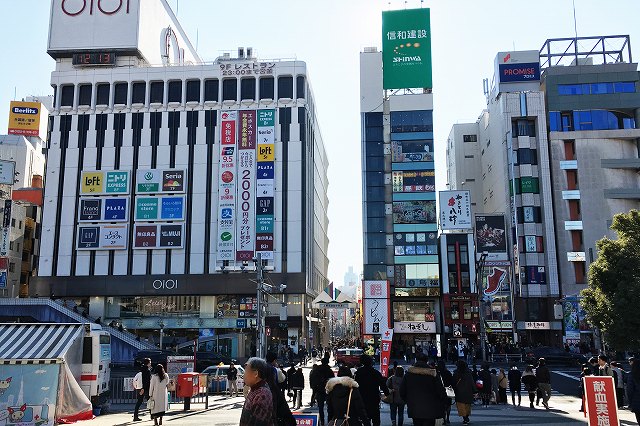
<box><xmin>80</xmin><ymin>324</ymin><xmax>111</xmax><ymax>406</ymax></box>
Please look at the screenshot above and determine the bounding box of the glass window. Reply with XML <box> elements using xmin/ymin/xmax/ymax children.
<box><xmin>513</xmin><ymin>119</ymin><xmax>536</xmax><ymax>137</ymax></box>
<box><xmin>558</xmin><ymin>84</ymin><xmax>583</xmax><ymax>95</ymax></box>
<box><xmin>548</xmin><ymin>112</ymin><xmax>561</xmax><ymax>131</ymax></box>
<box><xmin>394</xmin><ymin>301</ymin><xmax>436</xmax><ymax>322</ymax></box>
<box><xmin>447</xmin><ymin>244</ymin><xmax>456</xmax><ymax>264</ymax></box>
<box><xmin>222</xmin><ymin>79</ymin><xmax>237</xmax><ymax>101</ymax></box>
<box><xmin>367</xmin><ymin>249</ymin><xmax>386</xmax><ymax>264</ymax></box>
<box><xmin>296</xmin><ymin>75</ymin><xmax>305</xmax><ymax>99</ymax></box>
<box><xmin>131</xmin><ymin>82</ymin><xmax>145</xmax><ymax>104</ymax></box>
<box><xmin>367</xmin><ymin>234</ymin><xmax>386</xmax><ymax>249</ymax></box>
<box><xmin>60</xmin><ymin>85</ymin><xmax>74</xmax><ymax>107</ymax></box>
<box><xmin>204</xmin><ymin>79</ymin><xmax>219</xmax><ymax>102</ymax></box>
<box><xmin>363</xmin><ymin>264</ymin><xmax>387</xmax><ymax>280</ymax></box>
<box><xmin>186</xmin><ymin>79</ymin><xmax>200</xmax><ymax>102</ymax></box>
<box><xmin>614</xmin><ymin>82</ymin><xmax>636</xmax><ymax>93</ymax></box>
<box><xmin>365</xmin><ymin>126</ymin><xmax>384</xmax><ymax>142</ymax></box>
<box><xmin>450</xmin><ymin>304</ymin><xmax>460</xmax><ymax>320</ymax></box>
<box><xmin>561</xmin><ymin>112</ymin><xmax>573</xmax><ymax>132</ymax></box>
<box><xmin>463</xmin><ymin>303</ymin><xmax>472</xmax><ymax>320</ymax></box>
<box><xmin>366</xmin><ymin>217</ymin><xmax>385</xmax><ymax>232</ymax></box>
<box><xmin>366</xmin><ymin>142</ymin><xmax>383</xmax><ymax>157</ymax></box>
<box><xmin>114</xmin><ymin>82</ymin><xmax>127</xmax><ymax>105</ymax></box>
<box><xmin>78</xmin><ymin>84</ymin><xmax>91</xmax><ymax>106</ymax></box>
<box><xmin>366</xmin><ymin>202</ymin><xmax>385</xmax><ymax>218</ymax></box>
<box><xmin>591</xmin><ymin>83</ymin><xmax>614</xmax><ymax>94</ymax></box>
<box><xmin>168</xmin><ymin>80</ymin><xmax>182</xmax><ymax>103</ymax></box>
<box><xmin>366</xmin><ymin>157</ymin><xmax>384</xmax><ymax>170</ymax></box>
<box><xmin>241</xmin><ymin>77</ymin><xmax>256</xmax><ymax>100</ymax></box>
<box><xmin>461</xmin><ymin>272</ymin><xmax>471</xmax><ymax>293</ymax></box>
<box><xmin>390</xmin><ymin>110</ymin><xmax>433</xmax><ymax>133</ymax></box>
<box><xmin>96</xmin><ymin>83</ymin><xmax>109</xmax><ymax>105</ymax></box>
<box><xmin>365</xmin><ymin>112</ymin><xmax>383</xmax><ymax>127</ymax></box>
<box><xmin>365</xmin><ymin>172</ymin><xmax>384</xmax><ymax>187</ymax></box>
<box><xmin>518</xmin><ymin>148</ymin><xmax>538</xmax><ymax>165</ymax></box>
<box><xmin>365</xmin><ymin>186</ymin><xmax>385</xmax><ymax>202</ymax></box>
<box><xmin>259</xmin><ymin>77</ymin><xmax>274</xmax><ymax>100</ymax></box>
<box><xmin>149</xmin><ymin>81</ymin><xmax>164</xmax><ymax>104</ymax></box>
<box><xmin>277</xmin><ymin>76</ymin><xmax>293</xmax><ymax>99</ymax></box>
<box><xmin>623</xmin><ymin>117</ymin><xmax>636</xmax><ymax>129</ymax></box>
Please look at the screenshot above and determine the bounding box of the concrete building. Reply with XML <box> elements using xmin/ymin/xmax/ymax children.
<box><xmin>33</xmin><ymin>0</ymin><xmax>330</xmax><ymax>357</ymax></box>
<box><xmin>540</xmin><ymin>35</ymin><xmax>640</xmax><ymax>349</ymax></box>
<box><xmin>446</xmin><ymin>124</ymin><xmax>481</xmax><ymax>208</ymax></box>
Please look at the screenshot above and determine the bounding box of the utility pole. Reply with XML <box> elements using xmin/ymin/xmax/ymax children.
<box><xmin>255</xmin><ymin>252</ymin><xmax>265</xmax><ymax>359</ymax></box>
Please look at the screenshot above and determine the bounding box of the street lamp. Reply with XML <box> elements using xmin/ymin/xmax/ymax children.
<box><xmin>476</xmin><ymin>251</ymin><xmax>489</xmax><ymax>362</ymax></box>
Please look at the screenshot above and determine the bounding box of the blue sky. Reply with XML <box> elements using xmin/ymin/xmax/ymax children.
<box><xmin>1</xmin><ymin>0</ymin><xmax>639</xmax><ymax>285</ymax></box>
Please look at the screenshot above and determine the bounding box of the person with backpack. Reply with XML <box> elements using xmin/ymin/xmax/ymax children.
<box><xmin>132</xmin><ymin>357</ymin><xmax>151</xmax><ymax>422</ymax></box>
<box><xmin>326</xmin><ymin>366</ymin><xmax>371</xmax><ymax>426</ymax></box>
<box><xmin>521</xmin><ymin>365</ymin><xmax>538</xmax><ymax>409</ymax></box>
<box><xmin>507</xmin><ymin>364</ymin><xmax>522</xmax><ymax>406</ymax></box>
<box><xmin>386</xmin><ymin>366</ymin><xmax>406</xmax><ymax>426</ymax></box>
<box><xmin>452</xmin><ymin>360</ymin><xmax>476</xmax><ymax>426</ymax></box>
<box><xmin>315</xmin><ymin>356</ymin><xmax>337</xmax><ymax>426</ymax></box>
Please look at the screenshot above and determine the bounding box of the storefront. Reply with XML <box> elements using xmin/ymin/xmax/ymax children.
<box><xmin>391</xmin><ymin>300</ymin><xmax>440</xmax><ymax>358</ymax></box>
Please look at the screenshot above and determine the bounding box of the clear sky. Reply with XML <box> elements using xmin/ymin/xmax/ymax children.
<box><xmin>1</xmin><ymin>0</ymin><xmax>639</xmax><ymax>285</ymax></box>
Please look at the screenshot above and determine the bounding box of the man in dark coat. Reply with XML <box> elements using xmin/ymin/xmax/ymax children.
<box><xmin>314</xmin><ymin>357</ymin><xmax>336</xmax><ymax>426</ymax></box>
<box><xmin>355</xmin><ymin>355</ymin><xmax>389</xmax><ymax>426</ymax></box>
<box><xmin>478</xmin><ymin>363</ymin><xmax>492</xmax><ymax>407</ymax></box>
<box><xmin>535</xmin><ymin>358</ymin><xmax>552</xmax><ymax>409</ymax></box>
<box><xmin>400</xmin><ymin>356</ymin><xmax>447</xmax><ymax>426</ymax></box>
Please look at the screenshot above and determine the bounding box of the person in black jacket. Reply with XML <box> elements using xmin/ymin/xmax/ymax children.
<box><xmin>315</xmin><ymin>357</ymin><xmax>337</xmax><ymax>426</ymax></box>
<box><xmin>521</xmin><ymin>365</ymin><xmax>538</xmax><ymax>409</ymax></box>
<box><xmin>437</xmin><ymin>360</ymin><xmax>453</xmax><ymax>425</ymax></box>
<box><xmin>507</xmin><ymin>364</ymin><xmax>522</xmax><ymax>406</ymax></box>
<box><xmin>326</xmin><ymin>366</ymin><xmax>371</xmax><ymax>426</ymax></box>
<box><xmin>535</xmin><ymin>358</ymin><xmax>551</xmax><ymax>409</ymax></box>
<box><xmin>399</xmin><ymin>356</ymin><xmax>447</xmax><ymax>426</ymax></box>
<box><xmin>478</xmin><ymin>363</ymin><xmax>492</xmax><ymax>408</ymax></box>
<box><xmin>355</xmin><ymin>355</ymin><xmax>389</xmax><ymax>426</ymax></box>
<box><xmin>133</xmin><ymin>358</ymin><xmax>151</xmax><ymax>422</ymax></box>
<box><xmin>452</xmin><ymin>360</ymin><xmax>476</xmax><ymax>426</ymax></box>
<box><xmin>291</xmin><ymin>366</ymin><xmax>305</xmax><ymax>409</ymax></box>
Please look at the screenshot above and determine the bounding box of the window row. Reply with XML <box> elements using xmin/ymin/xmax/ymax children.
<box><xmin>393</xmin><ymin>301</ymin><xmax>437</xmax><ymax>323</ymax></box>
<box><xmin>512</xmin><ymin>119</ymin><xmax>537</xmax><ymax>137</ymax></box>
<box><xmin>55</xmin><ymin>75</ymin><xmax>306</xmax><ymax>108</ymax></box>
<box><xmin>557</xmin><ymin>82</ymin><xmax>636</xmax><ymax>96</ymax></box>
<box><xmin>549</xmin><ymin>110</ymin><xmax>636</xmax><ymax>132</ymax></box>
<box><xmin>390</xmin><ymin>110</ymin><xmax>433</xmax><ymax>133</ymax></box>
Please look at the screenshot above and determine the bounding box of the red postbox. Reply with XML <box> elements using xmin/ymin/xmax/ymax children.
<box><xmin>176</xmin><ymin>372</ymin><xmax>199</xmax><ymax>398</ymax></box>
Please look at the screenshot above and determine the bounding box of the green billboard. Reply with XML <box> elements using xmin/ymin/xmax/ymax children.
<box><xmin>382</xmin><ymin>8</ymin><xmax>432</xmax><ymax>90</ymax></box>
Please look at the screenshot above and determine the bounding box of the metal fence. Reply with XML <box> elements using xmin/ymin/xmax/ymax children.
<box><xmin>109</xmin><ymin>377</ymin><xmax>210</xmax><ymax>408</ymax></box>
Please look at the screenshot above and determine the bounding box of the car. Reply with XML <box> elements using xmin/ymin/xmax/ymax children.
<box><xmin>175</xmin><ymin>348</ymin><xmax>237</xmax><ymax>372</ymax></box>
<box><xmin>133</xmin><ymin>349</ymin><xmax>174</xmax><ymax>369</ymax></box>
<box><xmin>524</xmin><ymin>346</ymin><xmax>587</xmax><ymax>366</ymax></box>
<box><xmin>202</xmin><ymin>364</ymin><xmax>245</xmax><ymax>394</ymax></box>
<box><xmin>336</xmin><ymin>348</ymin><xmax>364</xmax><ymax>367</ymax></box>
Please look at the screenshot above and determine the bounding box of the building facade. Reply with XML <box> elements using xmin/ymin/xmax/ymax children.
<box><xmin>541</xmin><ymin>36</ymin><xmax>640</xmax><ymax>349</ymax></box>
<box><xmin>33</xmin><ymin>0</ymin><xmax>330</xmax><ymax>357</ymax></box>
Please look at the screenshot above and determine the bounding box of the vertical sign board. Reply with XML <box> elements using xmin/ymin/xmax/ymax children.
<box><xmin>8</xmin><ymin>101</ymin><xmax>42</xmax><ymax>137</ymax></box>
<box><xmin>0</xmin><ymin>160</ymin><xmax>16</xmax><ymax>185</ymax></box>
<box><xmin>583</xmin><ymin>376</ymin><xmax>619</xmax><ymax>426</ymax></box>
<box><xmin>256</xmin><ymin>110</ymin><xmax>275</xmax><ymax>260</ymax></box>
<box><xmin>362</xmin><ymin>281</ymin><xmax>391</xmax><ymax>335</ymax></box>
<box><xmin>382</xmin><ymin>8</ymin><xmax>432</xmax><ymax>90</ymax></box>
<box><xmin>380</xmin><ymin>328</ymin><xmax>394</xmax><ymax>378</ymax></box>
<box><xmin>217</xmin><ymin>111</ymin><xmax>238</xmax><ymax>262</ymax></box>
<box><xmin>439</xmin><ymin>190</ymin><xmax>472</xmax><ymax>230</ymax></box>
<box><xmin>236</xmin><ymin>111</ymin><xmax>257</xmax><ymax>261</ymax></box>
<box><xmin>475</xmin><ymin>214</ymin><xmax>508</xmax><ymax>261</ymax></box>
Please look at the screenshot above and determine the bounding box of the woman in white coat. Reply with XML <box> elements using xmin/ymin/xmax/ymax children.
<box><xmin>149</xmin><ymin>364</ymin><xmax>169</xmax><ymax>425</ymax></box>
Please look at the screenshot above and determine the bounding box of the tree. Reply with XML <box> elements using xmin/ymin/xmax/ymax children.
<box><xmin>581</xmin><ymin>210</ymin><xmax>640</xmax><ymax>351</ymax></box>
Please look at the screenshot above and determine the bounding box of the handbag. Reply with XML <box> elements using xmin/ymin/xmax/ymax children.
<box><xmin>146</xmin><ymin>398</ymin><xmax>155</xmax><ymax>411</ymax></box>
<box><xmin>443</xmin><ymin>376</ymin><xmax>455</xmax><ymax>399</ymax></box>
<box><xmin>381</xmin><ymin>390</ymin><xmax>393</xmax><ymax>404</ymax></box>
<box><xmin>330</xmin><ymin>389</ymin><xmax>353</xmax><ymax>426</ymax></box>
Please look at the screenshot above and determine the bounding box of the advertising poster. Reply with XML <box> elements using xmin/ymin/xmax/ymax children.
<box><xmin>217</xmin><ymin>111</ymin><xmax>238</xmax><ymax>262</ymax></box>
<box><xmin>392</xmin><ymin>200</ymin><xmax>436</xmax><ymax>224</ymax></box>
<box><xmin>8</xmin><ymin>101</ymin><xmax>42</xmax><ymax>137</ymax></box>
<box><xmin>479</xmin><ymin>261</ymin><xmax>513</xmax><ymax>321</ymax></box>
<box><xmin>363</xmin><ymin>281</ymin><xmax>390</xmax><ymax>335</ymax></box>
<box><xmin>80</xmin><ymin>170</ymin><xmax>130</xmax><ymax>195</ymax></box>
<box><xmin>583</xmin><ymin>376</ymin><xmax>619</xmax><ymax>426</ymax></box>
<box><xmin>392</xmin><ymin>170</ymin><xmax>435</xmax><ymax>192</ymax></box>
<box><xmin>236</xmin><ymin>110</ymin><xmax>257</xmax><ymax>261</ymax></box>
<box><xmin>216</xmin><ymin>295</ymin><xmax>240</xmax><ymax>318</ymax></box>
<box><xmin>255</xmin><ymin>110</ymin><xmax>275</xmax><ymax>260</ymax></box>
<box><xmin>475</xmin><ymin>214</ymin><xmax>508</xmax><ymax>260</ymax></box>
<box><xmin>393</xmin><ymin>231</ymin><xmax>438</xmax><ymax>256</ymax></box>
<box><xmin>76</xmin><ymin>224</ymin><xmax>128</xmax><ymax>250</ymax></box>
<box><xmin>391</xmin><ymin>139</ymin><xmax>434</xmax><ymax>163</ymax></box>
<box><xmin>382</xmin><ymin>8</ymin><xmax>432</xmax><ymax>90</ymax></box>
<box><xmin>439</xmin><ymin>190</ymin><xmax>472</xmax><ymax>230</ymax></box>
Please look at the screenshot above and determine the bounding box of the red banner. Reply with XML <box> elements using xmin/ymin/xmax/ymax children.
<box><xmin>583</xmin><ymin>376</ymin><xmax>619</xmax><ymax>426</ymax></box>
<box><xmin>380</xmin><ymin>328</ymin><xmax>393</xmax><ymax>378</ymax></box>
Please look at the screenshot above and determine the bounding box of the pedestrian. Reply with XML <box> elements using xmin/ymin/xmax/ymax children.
<box><xmin>535</xmin><ymin>358</ymin><xmax>551</xmax><ymax>409</ymax></box>
<box><xmin>132</xmin><ymin>357</ymin><xmax>151</xmax><ymax>422</ymax></box>
<box><xmin>521</xmin><ymin>365</ymin><xmax>538</xmax><ymax>409</ymax></box>
<box><xmin>326</xmin><ymin>366</ymin><xmax>371</xmax><ymax>426</ymax></box>
<box><xmin>399</xmin><ymin>356</ymin><xmax>447</xmax><ymax>426</ymax></box>
<box><xmin>314</xmin><ymin>356</ymin><xmax>336</xmax><ymax>426</ymax></box>
<box><xmin>148</xmin><ymin>364</ymin><xmax>169</xmax><ymax>426</ymax></box>
<box><xmin>309</xmin><ymin>364</ymin><xmax>319</xmax><ymax>407</ymax></box>
<box><xmin>291</xmin><ymin>366</ymin><xmax>305</xmax><ymax>409</ymax></box>
<box><xmin>597</xmin><ymin>354</ymin><xmax>613</xmax><ymax>377</ymax></box>
<box><xmin>452</xmin><ymin>360</ymin><xmax>476</xmax><ymax>425</ymax></box>
<box><xmin>489</xmin><ymin>369</ymin><xmax>499</xmax><ymax>404</ymax></box>
<box><xmin>266</xmin><ymin>352</ymin><xmax>287</xmax><ymax>394</ymax></box>
<box><xmin>579</xmin><ymin>366</ymin><xmax>591</xmax><ymax>412</ymax></box>
<box><xmin>386</xmin><ymin>365</ymin><xmax>406</xmax><ymax>426</ymax></box>
<box><xmin>478</xmin><ymin>363</ymin><xmax>492</xmax><ymax>407</ymax></box>
<box><xmin>355</xmin><ymin>355</ymin><xmax>389</xmax><ymax>426</ymax></box>
<box><xmin>626</xmin><ymin>359</ymin><xmax>640</xmax><ymax>424</ymax></box>
<box><xmin>610</xmin><ymin>361</ymin><xmax>625</xmax><ymax>408</ymax></box>
<box><xmin>497</xmin><ymin>368</ymin><xmax>508</xmax><ymax>404</ymax></box>
<box><xmin>241</xmin><ymin>357</ymin><xmax>275</xmax><ymax>426</ymax></box>
<box><xmin>507</xmin><ymin>364</ymin><xmax>522</xmax><ymax>406</ymax></box>
<box><xmin>588</xmin><ymin>356</ymin><xmax>599</xmax><ymax>375</ymax></box>
<box><xmin>227</xmin><ymin>361</ymin><xmax>239</xmax><ymax>398</ymax></box>
<box><xmin>437</xmin><ymin>360</ymin><xmax>453</xmax><ymax>425</ymax></box>
<box><xmin>287</xmin><ymin>365</ymin><xmax>296</xmax><ymax>402</ymax></box>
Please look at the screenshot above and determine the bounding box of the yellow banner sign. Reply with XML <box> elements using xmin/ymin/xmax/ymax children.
<box><xmin>8</xmin><ymin>101</ymin><xmax>42</xmax><ymax>137</ymax></box>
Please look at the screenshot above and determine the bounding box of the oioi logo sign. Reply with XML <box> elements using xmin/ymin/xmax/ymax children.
<box><xmin>382</xmin><ymin>8</ymin><xmax>432</xmax><ymax>90</ymax></box>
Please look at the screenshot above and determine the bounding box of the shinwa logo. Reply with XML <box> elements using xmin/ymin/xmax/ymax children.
<box><xmin>392</xmin><ymin>42</ymin><xmax>422</xmax><ymax>61</ymax></box>
<box><xmin>144</xmin><ymin>172</ymin><xmax>154</xmax><ymax>181</ymax></box>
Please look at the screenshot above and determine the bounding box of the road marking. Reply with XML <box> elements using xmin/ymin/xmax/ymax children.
<box><xmin>552</xmin><ymin>371</ymin><xmax>580</xmax><ymax>381</ymax></box>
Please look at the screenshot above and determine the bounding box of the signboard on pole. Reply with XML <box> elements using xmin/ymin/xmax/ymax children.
<box><xmin>0</xmin><ymin>160</ymin><xmax>16</xmax><ymax>185</ymax></box>
<box><xmin>380</xmin><ymin>328</ymin><xmax>393</xmax><ymax>378</ymax></box>
<box><xmin>8</xmin><ymin>101</ymin><xmax>42</xmax><ymax>137</ymax></box>
<box><xmin>439</xmin><ymin>190</ymin><xmax>472</xmax><ymax>230</ymax></box>
<box><xmin>583</xmin><ymin>376</ymin><xmax>619</xmax><ymax>426</ymax></box>
<box><xmin>363</xmin><ymin>281</ymin><xmax>390</xmax><ymax>335</ymax></box>
<box><xmin>255</xmin><ymin>110</ymin><xmax>275</xmax><ymax>260</ymax></box>
<box><xmin>236</xmin><ymin>110</ymin><xmax>257</xmax><ymax>261</ymax></box>
<box><xmin>217</xmin><ymin>111</ymin><xmax>238</xmax><ymax>262</ymax></box>
<box><xmin>382</xmin><ymin>8</ymin><xmax>432</xmax><ymax>90</ymax></box>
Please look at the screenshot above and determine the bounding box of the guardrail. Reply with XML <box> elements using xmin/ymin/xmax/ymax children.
<box><xmin>109</xmin><ymin>376</ymin><xmax>211</xmax><ymax>408</ymax></box>
<box><xmin>490</xmin><ymin>354</ymin><xmax>524</xmax><ymax>363</ymax></box>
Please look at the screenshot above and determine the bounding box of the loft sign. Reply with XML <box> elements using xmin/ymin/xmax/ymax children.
<box><xmin>62</xmin><ymin>0</ymin><xmax>131</xmax><ymax>16</ymax></box>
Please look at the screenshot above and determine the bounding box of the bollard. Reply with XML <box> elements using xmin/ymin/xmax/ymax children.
<box><xmin>184</xmin><ymin>396</ymin><xmax>191</xmax><ymax>411</ymax></box>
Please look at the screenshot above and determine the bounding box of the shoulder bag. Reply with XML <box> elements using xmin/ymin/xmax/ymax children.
<box><xmin>443</xmin><ymin>376</ymin><xmax>455</xmax><ymax>399</ymax></box>
<box><xmin>331</xmin><ymin>389</ymin><xmax>353</xmax><ymax>426</ymax></box>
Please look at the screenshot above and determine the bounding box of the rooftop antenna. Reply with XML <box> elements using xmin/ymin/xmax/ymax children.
<box><xmin>572</xmin><ymin>0</ymin><xmax>578</xmax><ymax>40</ymax></box>
<box><xmin>196</xmin><ymin>29</ymin><xmax>199</xmax><ymax>53</ymax></box>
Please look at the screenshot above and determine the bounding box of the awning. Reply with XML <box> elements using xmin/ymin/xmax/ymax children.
<box><xmin>0</xmin><ymin>323</ymin><xmax>84</xmax><ymax>363</ymax></box>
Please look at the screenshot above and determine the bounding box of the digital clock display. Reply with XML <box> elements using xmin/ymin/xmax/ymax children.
<box><xmin>72</xmin><ymin>52</ymin><xmax>116</xmax><ymax>67</ymax></box>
